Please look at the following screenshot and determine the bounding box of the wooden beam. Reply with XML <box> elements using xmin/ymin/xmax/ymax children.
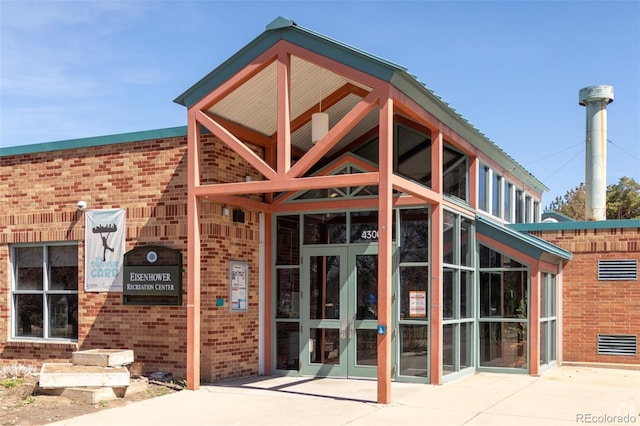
<box><xmin>287</xmin><ymin>90</ymin><xmax>380</xmax><ymax>179</ymax></box>
<box><xmin>277</xmin><ymin>52</ymin><xmax>292</xmax><ymax>176</ymax></box>
<box><xmin>192</xmin><ymin>50</ymin><xmax>277</xmax><ymax>112</ymax></box>
<box><xmin>193</xmin><ymin>172</ymin><xmax>379</xmax><ymax>197</ymax></box>
<box><xmin>391</xmin><ymin>174</ymin><xmax>441</xmax><ymax>204</ymax></box>
<box><xmin>186</xmin><ymin>109</ymin><xmax>201</xmax><ymax>391</ymax></box>
<box><xmin>377</xmin><ymin>92</ymin><xmax>393</xmax><ymax>405</ymax></box>
<box><xmin>208</xmin><ymin>113</ymin><xmax>272</xmax><ymax>148</ymax></box>
<box><xmin>201</xmin><ymin>194</ymin><xmax>272</xmax><ymax>213</ymax></box>
<box><xmin>287</xmin><ymin>83</ymin><xmax>370</xmax><ymax>136</ymax></box>
<box><xmin>196</xmin><ymin>110</ymin><xmax>277</xmax><ymax>181</ymax></box>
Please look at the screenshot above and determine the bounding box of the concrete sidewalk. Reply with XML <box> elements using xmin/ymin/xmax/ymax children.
<box><xmin>49</xmin><ymin>366</ymin><xmax>640</xmax><ymax>426</ymax></box>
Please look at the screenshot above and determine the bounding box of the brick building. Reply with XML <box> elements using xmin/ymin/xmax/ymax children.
<box><xmin>514</xmin><ymin>220</ymin><xmax>640</xmax><ymax>367</ymax></box>
<box><xmin>1</xmin><ymin>17</ymin><xmax>637</xmax><ymax>403</ymax></box>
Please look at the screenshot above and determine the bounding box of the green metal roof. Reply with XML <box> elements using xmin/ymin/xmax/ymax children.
<box><xmin>0</xmin><ymin>126</ymin><xmax>187</xmax><ymax>157</ymax></box>
<box><xmin>174</xmin><ymin>17</ymin><xmax>547</xmax><ymax>194</ymax></box>
<box><xmin>477</xmin><ymin>215</ymin><xmax>572</xmax><ymax>262</ymax></box>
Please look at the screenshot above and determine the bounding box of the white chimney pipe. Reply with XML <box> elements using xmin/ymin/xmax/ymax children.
<box><xmin>579</xmin><ymin>85</ymin><xmax>614</xmax><ymax>221</ymax></box>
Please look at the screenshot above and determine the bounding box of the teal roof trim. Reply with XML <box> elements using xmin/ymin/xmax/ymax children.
<box><xmin>174</xmin><ymin>16</ymin><xmax>406</xmax><ymax>109</ymax></box>
<box><xmin>477</xmin><ymin>215</ymin><xmax>572</xmax><ymax>261</ymax></box>
<box><xmin>0</xmin><ymin>126</ymin><xmax>187</xmax><ymax>157</ymax></box>
<box><xmin>511</xmin><ymin>219</ymin><xmax>640</xmax><ymax>232</ymax></box>
<box><xmin>541</xmin><ymin>210</ymin><xmax>576</xmax><ymax>222</ymax></box>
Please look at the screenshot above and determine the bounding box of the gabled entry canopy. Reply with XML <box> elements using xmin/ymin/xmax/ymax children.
<box><xmin>174</xmin><ymin>16</ymin><xmax>545</xmax><ymax>194</ymax></box>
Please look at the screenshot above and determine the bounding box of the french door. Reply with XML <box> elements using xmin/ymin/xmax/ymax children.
<box><xmin>300</xmin><ymin>245</ymin><xmax>382</xmax><ymax>378</ymax></box>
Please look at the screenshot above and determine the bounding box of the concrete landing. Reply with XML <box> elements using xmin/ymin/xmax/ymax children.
<box><xmin>39</xmin><ymin>363</ymin><xmax>130</xmax><ymax>389</ymax></box>
<box><xmin>72</xmin><ymin>349</ymin><xmax>134</xmax><ymax>367</ymax></box>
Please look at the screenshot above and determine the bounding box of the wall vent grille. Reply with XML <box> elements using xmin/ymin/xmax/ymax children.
<box><xmin>597</xmin><ymin>259</ymin><xmax>638</xmax><ymax>281</ymax></box>
<box><xmin>597</xmin><ymin>334</ymin><xmax>637</xmax><ymax>356</ymax></box>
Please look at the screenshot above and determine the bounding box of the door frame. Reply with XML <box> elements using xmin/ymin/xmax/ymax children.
<box><xmin>299</xmin><ymin>244</ymin><xmax>396</xmax><ymax>379</ymax></box>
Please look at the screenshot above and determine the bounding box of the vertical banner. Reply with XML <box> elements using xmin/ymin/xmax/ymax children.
<box><xmin>85</xmin><ymin>208</ymin><xmax>126</xmax><ymax>292</ymax></box>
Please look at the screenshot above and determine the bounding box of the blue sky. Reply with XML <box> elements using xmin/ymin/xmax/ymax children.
<box><xmin>1</xmin><ymin>1</ymin><xmax>638</xmax><ymax>205</ymax></box>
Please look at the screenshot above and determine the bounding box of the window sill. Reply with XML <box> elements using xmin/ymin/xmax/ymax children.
<box><xmin>6</xmin><ymin>339</ymin><xmax>78</xmax><ymax>349</ymax></box>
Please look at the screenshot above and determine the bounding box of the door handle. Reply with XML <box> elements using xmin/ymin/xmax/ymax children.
<box><xmin>349</xmin><ymin>318</ymin><xmax>355</xmax><ymax>339</ymax></box>
<box><xmin>340</xmin><ymin>318</ymin><xmax>346</xmax><ymax>339</ymax></box>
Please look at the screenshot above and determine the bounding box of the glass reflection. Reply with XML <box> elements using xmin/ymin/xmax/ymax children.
<box><xmin>399</xmin><ymin>325</ymin><xmax>428</xmax><ymax>377</ymax></box>
<box><xmin>310</xmin><ymin>328</ymin><xmax>340</xmax><ymax>365</ymax></box>
<box><xmin>309</xmin><ymin>256</ymin><xmax>340</xmax><ymax>320</ymax></box>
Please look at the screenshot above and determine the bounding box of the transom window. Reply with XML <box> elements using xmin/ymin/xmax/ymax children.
<box><xmin>11</xmin><ymin>244</ymin><xmax>78</xmax><ymax>340</ymax></box>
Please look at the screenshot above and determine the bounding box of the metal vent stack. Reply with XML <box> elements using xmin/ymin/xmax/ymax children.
<box><xmin>579</xmin><ymin>85</ymin><xmax>614</xmax><ymax>221</ymax></box>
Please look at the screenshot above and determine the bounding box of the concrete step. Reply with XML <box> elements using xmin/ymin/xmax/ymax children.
<box><xmin>72</xmin><ymin>349</ymin><xmax>134</xmax><ymax>367</ymax></box>
<box><xmin>38</xmin><ymin>377</ymin><xmax>148</xmax><ymax>403</ymax></box>
<box><xmin>39</xmin><ymin>363</ymin><xmax>130</xmax><ymax>389</ymax></box>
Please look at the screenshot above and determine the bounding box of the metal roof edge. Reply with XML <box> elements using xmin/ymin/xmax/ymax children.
<box><xmin>173</xmin><ymin>32</ymin><xmax>281</xmax><ymax>107</ymax></box>
<box><xmin>510</xmin><ymin>219</ymin><xmax>640</xmax><ymax>232</ymax></box>
<box><xmin>477</xmin><ymin>215</ymin><xmax>572</xmax><ymax>261</ymax></box>
<box><xmin>174</xmin><ymin>17</ymin><xmax>406</xmax><ymax>109</ymax></box>
<box><xmin>0</xmin><ymin>126</ymin><xmax>188</xmax><ymax>157</ymax></box>
<box><xmin>390</xmin><ymin>72</ymin><xmax>548</xmax><ymax>195</ymax></box>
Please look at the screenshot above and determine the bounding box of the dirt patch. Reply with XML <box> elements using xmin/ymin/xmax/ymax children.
<box><xmin>0</xmin><ymin>375</ymin><xmax>180</xmax><ymax>426</ymax></box>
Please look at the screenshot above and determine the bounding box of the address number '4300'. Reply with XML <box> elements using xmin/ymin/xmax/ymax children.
<box><xmin>361</xmin><ymin>230</ymin><xmax>379</xmax><ymax>240</ymax></box>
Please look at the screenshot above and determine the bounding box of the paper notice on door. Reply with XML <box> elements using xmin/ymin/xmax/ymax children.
<box><xmin>409</xmin><ymin>291</ymin><xmax>427</xmax><ymax>317</ymax></box>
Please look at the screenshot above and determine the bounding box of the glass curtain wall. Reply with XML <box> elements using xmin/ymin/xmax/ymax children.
<box><xmin>275</xmin><ymin>215</ymin><xmax>301</xmax><ymax>370</ymax></box>
<box><xmin>478</xmin><ymin>245</ymin><xmax>528</xmax><ymax>370</ymax></box>
<box><xmin>442</xmin><ymin>210</ymin><xmax>475</xmax><ymax>378</ymax></box>
<box><xmin>397</xmin><ymin>208</ymin><xmax>430</xmax><ymax>380</ymax></box>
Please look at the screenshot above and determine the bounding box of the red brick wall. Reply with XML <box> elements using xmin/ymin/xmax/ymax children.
<box><xmin>0</xmin><ymin>134</ymin><xmax>261</xmax><ymax>383</ymax></box>
<box><xmin>532</xmin><ymin>227</ymin><xmax>640</xmax><ymax>365</ymax></box>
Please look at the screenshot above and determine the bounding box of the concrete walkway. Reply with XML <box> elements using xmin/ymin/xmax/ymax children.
<box><xmin>49</xmin><ymin>366</ymin><xmax>640</xmax><ymax>426</ymax></box>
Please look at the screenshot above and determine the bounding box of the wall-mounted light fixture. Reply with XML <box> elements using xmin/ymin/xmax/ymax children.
<box><xmin>232</xmin><ymin>209</ymin><xmax>245</xmax><ymax>223</ymax></box>
<box><xmin>245</xmin><ymin>175</ymin><xmax>252</xmax><ymax>182</ymax></box>
<box><xmin>77</xmin><ymin>200</ymin><xmax>87</xmax><ymax>211</ymax></box>
<box><xmin>222</xmin><ymin>205</ymin><xmax>229</xmax><ymax>216</ymax></box>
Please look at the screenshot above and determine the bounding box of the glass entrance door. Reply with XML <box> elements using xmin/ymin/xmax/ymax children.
<box><xmin>300</xmin><ymin>246</ymin><xmax>380</xmax><ymax>378</ymax></box>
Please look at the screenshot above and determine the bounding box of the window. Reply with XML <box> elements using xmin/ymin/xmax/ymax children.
<box><xmin>443</xmin><ymin>145</ymin><xmax>468</xmax><ymax>202</ymax></box>
<box><xmin>395</xmin><ymin>125</ymin><xmax>432</xmax><ymax>187</ymax></box>
<box><xmin>533</xmin><ymin>201</ymin><xmax>540</xmax><ymax>223</ymax></box>
<box><xmin>492</xmin><ymin>173</ymin><xmax>502</xmax><ymax>218</ymax></box>
<box><xmin>515</xmin><ymin>190</ymin><xmax>524</xmax><ymax>223</ymax></box>
<box><xmin>478</xmin><ymin>245</ymin><xmax>528</xmax><ymax>369</ymax></box>
<box><xmin>540</xmin><ymin>273</ymin><xmax>557</xmax><ymax>366</ymax></box>
<box><xmin>12</xmin><ymin>244</ymin><xmax>78</xmax><ymax>340</ymax></box>
<box><xmin>478</xmin><ymin>165</ymin><xmax>488</xmax><ymax>212</ymax></box>
<box><xmin>504</xmin><ymin>181</ymin><xmax>513</xmax><ymax>222</ymax></box>
<box><xmin>442</xmin><ymin>209</ymin><xmax>475</xmax><ymax>378</ymax></box>
<box><xmin>398</xmin><ymin>208</ymin><xmax>430</xmax><ymax>379</ymax></box>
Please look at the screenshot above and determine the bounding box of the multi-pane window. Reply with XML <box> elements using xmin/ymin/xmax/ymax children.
<box><xmin>398</xmin><ymin>208</ymin><xmax>430</xmax><ymax>379</ymax></box>
<box><xmin>478</xmin><ymin>245</ymin><xmax>528</xmax><ymax>369</ymax></box>
<box><xmin>12</xmin><ymin>244</ymin><xmax>78</xmax><ymax>340</ymax></box>
<box><xmin>442</xmin><ymin>210</ymin><xmax>475</xmax><ymax>378</ymax></box>
<box><xmin>540</xmin><ymin>273</ymin><xmax>557</xmax><ymax>365</ymax></box>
